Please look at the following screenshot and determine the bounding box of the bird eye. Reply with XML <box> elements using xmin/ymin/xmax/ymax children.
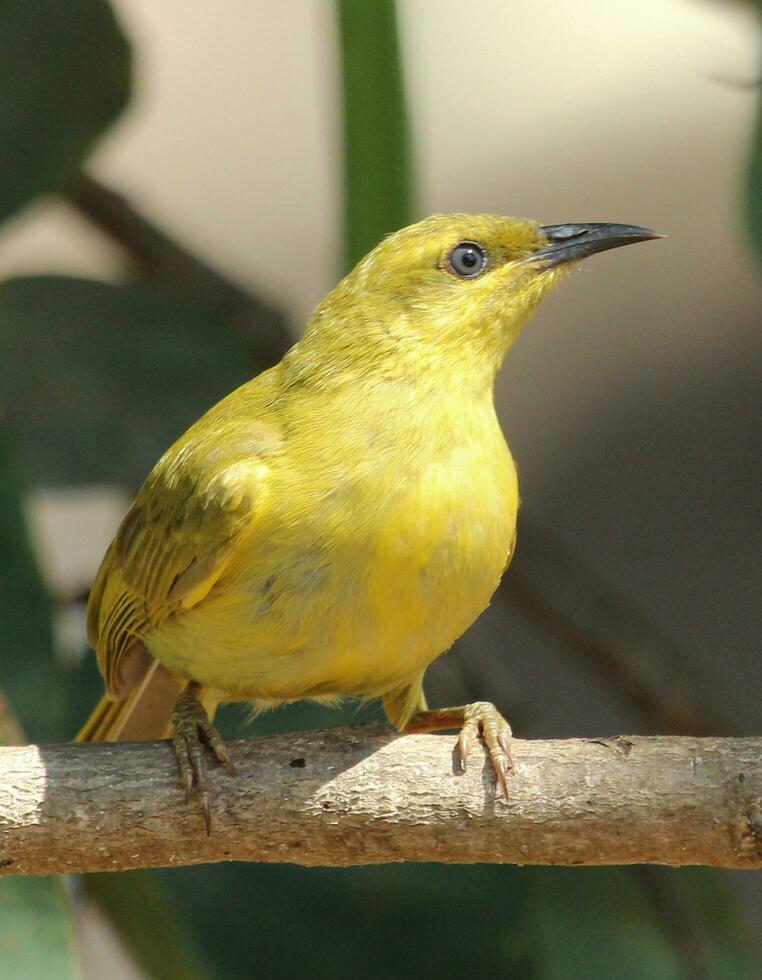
<box><xmin>447</xmin><ymin>241</ymin><xmax>487</xmax><ymax>279</ymax></box>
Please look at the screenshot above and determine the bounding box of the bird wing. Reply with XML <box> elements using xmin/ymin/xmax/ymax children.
<box><xmin>87</xmin><ymin>431</ymin><xmax>274</xmax><ymax>698</ymax></box>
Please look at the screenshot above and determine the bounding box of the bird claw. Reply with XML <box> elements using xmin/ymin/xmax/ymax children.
<box><xmin>457</xmin><ymin>701</ymin><xmax>513</xmax><ymax>800</ymax></box>
<box><xmin>171</xmin><ymin>683</ymin><xmax>234</xmax><ymax>834</ymax></box>
<box><xmin>456</xmin><ymin>730</ymin><xmax>471</xmax><ymax>771</ymax></box>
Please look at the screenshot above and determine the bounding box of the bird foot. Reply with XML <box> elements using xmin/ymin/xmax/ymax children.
<box><xmin>402</xmin><ymin>700</ymin><xmax>513</xmax><ymax>800</ymax></box>
<box><xmin>456</xmin><ymin>701</ymin><xmax>513</xmax><ymax>800</ymax></box>
<box><xmin>171</xmin><ymin>682</ymin><xmax>236</xmax><ymax>834</ymax></box>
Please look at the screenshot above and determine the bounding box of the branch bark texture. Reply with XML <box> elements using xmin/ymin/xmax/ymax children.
<box><xmin>1</xmin><ymin>728</ymin><xmax>760</xmax><ymax>876</ymax></box>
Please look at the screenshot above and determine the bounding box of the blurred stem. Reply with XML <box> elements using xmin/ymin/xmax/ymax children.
<box><xmin>337</xmin><ymin>0</ymin><xmax>414</xmax><ymax>271</ymax></box>
<box><xmin>60</xmin><ymin>172</ymin><xmax>292</xmax><ymax>367</ymax></box>
<box><xmin>745</xmin><ymin>9</ymin><xmax>762</xmax><ymax>267</ymax></box>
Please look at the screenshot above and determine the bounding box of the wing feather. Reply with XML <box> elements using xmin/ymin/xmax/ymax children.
<box><xmin>88</xmin><ymin>427</ymin><xmax>276</xmax><ymax>697</ymax></box>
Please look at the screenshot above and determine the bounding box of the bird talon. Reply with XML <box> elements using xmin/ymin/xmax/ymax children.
<box><xmin>457</xmin><ymin>730</ymin><xmax>472</xmax><ymax>770</ymax></box>
<box><xmin>498</xmin><ymin>733</ymin><xmax>514</xmax><ymax>772</ymax></box>
<box><xmin>171</xmin><ymin>682</ymin><xmax>234</xmax><ymax>832</ymax></box>
<box><xmin>404</xmin><ymin>701</ymin><xmax>514</xmax><ymax>798</ymax></box>
<box><xmin>215</xmin><ymin>743</ymin><xmax>237</xmax><ymax>776</ymax></box>
<box><xmin>462</xmin><ymin>701</ymin><xmax>513</xmax><ymax>801</ymax></box>
<box><xmin>201</xmin><ymin>793</ymin><xmax>212</xmax><ymax>836</ymax></box>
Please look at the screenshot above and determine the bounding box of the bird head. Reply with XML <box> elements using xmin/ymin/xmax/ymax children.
<box><xmin>301</xmin><ymin>213</ymin><xmax>661</xmax><ymax>387</ymax></box>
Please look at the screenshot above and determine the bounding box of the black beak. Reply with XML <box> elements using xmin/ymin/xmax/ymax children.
<box><xmin>533</xmin><ymin>223</ymin><xmax>664</xmax><ymax>268</ymax></box>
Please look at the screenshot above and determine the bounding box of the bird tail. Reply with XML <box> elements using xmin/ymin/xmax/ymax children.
<box><xmin>76</xmin><ymin>659</ymin><xmax>188</xmax><ymax>742</ymax></box>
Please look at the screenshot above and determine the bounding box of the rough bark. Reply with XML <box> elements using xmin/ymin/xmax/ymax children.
<box><xmin>0</xmin><ymin>728</ymin><xmax>760</xmax><ymax>876</ymax></box>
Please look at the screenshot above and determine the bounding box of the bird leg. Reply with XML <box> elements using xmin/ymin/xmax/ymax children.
<box><xmin>171</xmin><ymin>681</ymin><xmax>235</xmax><ymax>833</ymax></box>
<box><xmin>403</xmin><ymin>701</ymin><xmax>513</xmax><ymax>800</ymax></box>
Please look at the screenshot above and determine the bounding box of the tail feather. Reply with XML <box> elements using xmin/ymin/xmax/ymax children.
<box><xmin>76</xmin><ymin>660</ymin><xmax>187</xmax><ymax>742</ymax></box>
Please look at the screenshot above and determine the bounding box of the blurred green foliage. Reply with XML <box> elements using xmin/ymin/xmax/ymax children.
<box><xmin>0</xmin><ymin>0</ymin><xmax>129</xmax><ymax>224</ymax></box>
<box><xmin>0</xmin><ymin>878</ymin><xmax>80</xmax><ymax>980</ymax></box>
<box><xmin>85</xmin><ymin>873</ymin><xmax>209</xmax><ymax>980</ymax></box>
<box><xmin>0</xmin><ymin>277</ymin><xmax>258</xmax><ymax>488</ymax></box>
<box><xmin>338</xmin><ymin>0</ymin><xmax>414</xmax><ymax>270</ymax></box>
<box><xmin>0</xmin><ymin>1</ymin><xmax>758</xmax><ymax>979</ymax></box>
<box><xmin>745</xmin><ymin>0</ymin><xmax>762</xmax><ymax>265</ymax></box>
<box><xmin>0</xmin><ymin>428</ymin><xmax>55</xmax><ymax>721</ymax></box>
<box><xmin>0</xmin><ymin>427</ymin><xmax>100</xmax><ymax>743</ymax></box>
<box><xmin>665</xmin><ymin>868</ymin><xmax>759</xmax><ymax>979</ymax></box>
<box><xmin>143</xmin><ymin>862</ymin><xmax>534</xmax><ymax>979</ymax></box>
<box><xmin>527</xmin><ymin>867</ymin><xmax>757</xmax><ymax>980</ymax></box>
<box><xmin>0</xmin><ymin>4</ymin><xmax>129</xmax><ymax>970</ymax></box>
<box><xmin>746</xmin><ymin>91</ymin><xmax>762</xmax><ymax>264</ymax></box>
<box><xmin>0</xmin><ymin>431</ymin><xmax>83</xmax><ymax>976</ymax></box>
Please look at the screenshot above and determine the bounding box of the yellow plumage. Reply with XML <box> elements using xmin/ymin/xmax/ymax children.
<box><xmin>79</xmin><ymin>212</ymin><xmax>658</xmax><ymax>805</ymax></box>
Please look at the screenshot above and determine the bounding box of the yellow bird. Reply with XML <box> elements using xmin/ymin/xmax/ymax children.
<box><xmin>78</xmin><ymin>213</ymin><xmax>659</xmax><ymax>825</ymax></box>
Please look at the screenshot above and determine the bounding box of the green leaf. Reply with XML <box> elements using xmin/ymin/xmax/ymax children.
<box><xmin>0</xmin><ymin>0</ymin><xmax>130</xmax><ymax>224</ymax></box>
<box><xmin>143</xmin><ymin>863</ymin><xmax>532</xmax><ymax>980</ymax></box>
<box><xmin>747</xmin><ymin>150</ymin><xmax>762</xmax><ymax>263</ymax></box>
<box><xmin>86</xmin><ymin>872</ymin><xmax>211</xmax><ymax>980</ymax></box>
<box><xmin>744</xmin><ymin>10</ymin><xmax>762</xmax><ymax>268</ymax></box>
<box><xmin>0</xmin><ymin>436</ymin><xmax>80</xmax><ymax>979</ymax></box>
<box><xmin>0</xmin><ymin>878</ymin><xmax>80</xmax><ymax>980</ymax></box>
<box><xmin>337</xmin><ymin>0</ymin><xmax>414</xmax><ymax>270</ymax></box>
<box><xmin>527</xmin><ymin>868</ymin><xmax>686</xmax><ymax>979</ymax></box>
<box><xmin>0</xmin><ymin>424</ymin><xmax>81</xmax><ymax>744</ymax></box>
<box><xmin>746</xmin><ymin>45</ymin><xmax>762</xmax><ymax>266</ymax></box>
<box><xmin>525</xmin><ymin>866</ymin><xmax>757</xmax><ymax>980</ymax></box>
<box><xmin>0</xmin><ymin>276</ymin><xmax>260</xmax><ymax>489</ymax></box>
<box><xmin>664</xmin><ymin>868</ymin><xmax>758</xmax><ymax>980</ymax></box>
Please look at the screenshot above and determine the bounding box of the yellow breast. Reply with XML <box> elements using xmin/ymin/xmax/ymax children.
<box><xmin>146</xmin><ymin>386</ymin><xmax>517</xmax><ymax>704</ymax></box>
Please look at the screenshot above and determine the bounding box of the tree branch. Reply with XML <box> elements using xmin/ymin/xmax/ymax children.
<box><xmin>1</xmin><ymin>728</ymin><xmax>760</xmax><ymax>875</ymax></box>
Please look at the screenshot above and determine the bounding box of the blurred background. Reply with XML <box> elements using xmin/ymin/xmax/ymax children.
<box><xmin>1</xmin><ymin>1</ymin><xmax>760</xmax><ymax>977</ymax></box>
